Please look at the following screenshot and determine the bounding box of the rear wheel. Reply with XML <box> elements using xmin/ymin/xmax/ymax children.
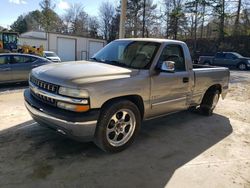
<box><xmin>238</xmin><ymin>63</ymin><xmax>247</xmax><ymax>70</ymax></box>
<box><xmin>94</xmin><ymin>100</ymin><xmax>141</xmax><ymax>152</ymax></box>
<box><xmin>200</xmin><ymin>90</ymin><xmax>220</xmax><ymax>116</ymax></box>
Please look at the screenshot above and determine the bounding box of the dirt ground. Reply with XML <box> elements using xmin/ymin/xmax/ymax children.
<box><xmin>0</xmin><ymin>71</ymin><xmax>250</xmax><ymax>188</ymax></box>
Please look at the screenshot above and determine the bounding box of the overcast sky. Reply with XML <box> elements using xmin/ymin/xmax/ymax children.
<box><xmin>0</xmin><ymin>0</ymin><xmax>122</xmax><ymax>28</ymax></box>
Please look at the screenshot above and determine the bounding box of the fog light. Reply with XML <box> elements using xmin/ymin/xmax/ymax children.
<box><xmin>57</xmin><ymin>101</ymin><xmax>90</xmax><ymax>112</ymax></box>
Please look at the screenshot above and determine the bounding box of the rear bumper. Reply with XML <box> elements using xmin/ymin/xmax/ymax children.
<box><xmin>24</xmin><ymin>89</ymin><xmax>99</xmax><ymax>141</ymax></box>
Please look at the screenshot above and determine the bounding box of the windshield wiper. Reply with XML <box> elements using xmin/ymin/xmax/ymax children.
<box><xmin>104</xmin><ymin>60</ymin><xmax>131</xmax><ymax>68</ymax></box>
<box><xmin>90</xmin><ymin>57</ymin><xmax>104</xmax><ymax>63</ymax></box>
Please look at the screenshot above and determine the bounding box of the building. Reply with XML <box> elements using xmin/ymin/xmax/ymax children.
<box><xmin>19</xmin><ymin>31</ymin><xmax>106</xmax><ymax>62</ymax></box>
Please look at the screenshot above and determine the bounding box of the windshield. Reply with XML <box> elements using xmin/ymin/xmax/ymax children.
<box><xmin>45</xmin><ymin>52</ymin><xmax>57</xmax><ymax>57</ymax></box>
<box><xmin>92</xmin><ymin>40</ymin><xmax>160</xmax><ymax>69</ymax></box>
<box><xmin>3</xmin><ymin>34</ymin><xmax>17</xmax><ymax>43</ymax></box>
<box><xmin>231</xmin><ymin>52</ymin><xmax>243</xmax><ymax>58</ymax></box>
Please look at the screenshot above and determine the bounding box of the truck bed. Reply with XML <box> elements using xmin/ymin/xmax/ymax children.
<box><xmin>193</xmin><ymin>64</ymin><xmax>218</xmax><ymax>69</ymax></box>
<box><xmin>192</xmin><ymin>64</ymin><xmax>229</xmax><ymax>102</ymax></box>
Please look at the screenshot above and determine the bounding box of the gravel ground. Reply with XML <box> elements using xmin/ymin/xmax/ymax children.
<box><xmin>0</xmin><ymin>71</ymin><xmax>249</xmax><ymax>188</ymax></box>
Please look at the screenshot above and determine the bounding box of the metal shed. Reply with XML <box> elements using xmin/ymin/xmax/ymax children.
<box><xmin>19</xmin><ymin>31</ymin><xmax>106</xmax><ymax>62</ymax></box>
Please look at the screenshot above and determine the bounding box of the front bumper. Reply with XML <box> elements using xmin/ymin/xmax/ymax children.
<box><xmin>24</xmin><ymin>89</ymin><xmax>99</xmax><ymax>141</ymax></box>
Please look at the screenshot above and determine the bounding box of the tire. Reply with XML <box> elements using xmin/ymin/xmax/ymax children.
<box><xmin>238</xmin><ymin>63</ymin><xmax>247</xmax><ymax>71</ymax></box>
<box><xmin>94</xmin><ymin>100</ymin><xmax>141</xmax><ymax>153</ymax></box>
<box><xmin>200</xmin><ymin>90</ymin><xmax>220</xmax><ymax>116</ymax></box>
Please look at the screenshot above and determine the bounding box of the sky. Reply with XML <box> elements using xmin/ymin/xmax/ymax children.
<box><xmin>0</xmin><ymin>0</ymin><xmax>120</xmax><ymax>28</ymax></box>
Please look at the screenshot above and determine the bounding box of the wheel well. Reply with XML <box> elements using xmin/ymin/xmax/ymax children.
<box><xmin>237</xmin><ymin>61</ymin><xmax>246</xmax><ymax>67</ymax></box>
<box><xmin>206</xmin><ymin>84</ymin><xmax>222</xmax><ymax>94</ymax></box>
<box><xmin>101</xmin><ymin>95</ymin><xmax>145</xmax><ymax>119</ymax></box>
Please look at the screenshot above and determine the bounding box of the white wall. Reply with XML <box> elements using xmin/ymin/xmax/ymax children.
<box><xmin>19</xmin><ymin>31</ymin><xmax>106</xmax><ymax>61</ymax></box>
<box><xmin>18</xmin><ymin>38</ymin><xmax>48</xmax><ymax>50</ymax></box>
<box><xmin>48</xmin><ymin>33</ymin><xmax>106</xmax><ymax>61</ymax></box>
<box><xmin>20</xmin><ymin>31</ymin><xmax>47</xmax><ymax>39</ymax></box>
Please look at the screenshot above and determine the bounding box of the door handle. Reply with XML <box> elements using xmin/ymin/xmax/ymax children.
<box><xmin>183</xmin><ymin>77</ymin><xmax>189</xmax><ymax>83</ymax></box>
<box><xmin>32</xmin><ymin>65</ymin><xmax>39</xmax><ymax>68</ymax></box>
<box><xmin>0</xmin><ymin>68</ymin><xmax>11</xmax><ymax>71</ymax></box>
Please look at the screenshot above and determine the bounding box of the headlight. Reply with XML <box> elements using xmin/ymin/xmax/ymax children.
<box><xmin>59</xmin><ymin>87</ymin><xmax>89</xmax><ymax>98</ymax></box>
<box><xmin>57</xmin><ymin>101</ymin><xmax>90</xmax><ymax>112</ymax></box>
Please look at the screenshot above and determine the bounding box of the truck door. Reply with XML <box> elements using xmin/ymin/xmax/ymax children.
<box><xmin>0</xmin><ymin>55</ymin><xmax>11</xmax><ymax>83</ymax></box>
<box><xmin>223</xmin><ymin>53</ymin><xmax>238</xmax><ymax>68</ymax></box>
<box><xmin>213</xmin><ymin>52</ymin><xmax>224</xmax><ymax>66</ymax></box>
<box><xmin>150</xmin><ymin>44</ymin><xmax>191</xmax><ymax>116</ymax></box>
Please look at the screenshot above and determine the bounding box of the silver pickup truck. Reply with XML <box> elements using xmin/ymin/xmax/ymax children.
<box><xmin>24</xmin><ymin>38</ymin><xmax>230</xmax><ymax>152</ymax></box>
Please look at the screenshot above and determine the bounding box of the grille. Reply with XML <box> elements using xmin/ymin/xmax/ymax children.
<box><xmin>30</xmin><ymin>76</ymin><xmax>58</xmax><ymax>93</ymax></box>
<box><xmin>31</xmin><ymin>90</ymin><xmax>56</xmax><ymax>106</ymax></box>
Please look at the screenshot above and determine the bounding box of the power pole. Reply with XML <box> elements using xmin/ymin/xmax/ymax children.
<box><xmin>119</xmin><ymin>0</ymin><xmax>127</xmax><ymax>39</ymax></box>
<box><xmin>142</xmin><ymin>0</ymin><xmax>146</xmax><ymax>37</ymax></box>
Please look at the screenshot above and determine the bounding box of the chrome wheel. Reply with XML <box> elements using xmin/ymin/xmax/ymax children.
<box><xmin>239</xmin><ymin>64</ymin><xmax>246</xmax><ymax>70</ymax></box>
<box><xmin>106</xmin><ymin>109</ymin><xmax>136</xmax><ymax>147</ymax></box>
<box><xmin>212</xmin><ymin>93</ymin><xmax>219</xmax><ymax>109</ymax></box>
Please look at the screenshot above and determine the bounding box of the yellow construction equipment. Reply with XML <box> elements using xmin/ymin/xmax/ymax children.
<box><xmin>0</xmin><ymin>31</ymin><xmax>18</xmax><ymax>52</ymax></box>
<box><xmin>0</xmin><ymin>31</ymin><xmax>44</xmax><ymax>56</ymax></box>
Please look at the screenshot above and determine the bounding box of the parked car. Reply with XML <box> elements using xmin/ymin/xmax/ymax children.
<box><xmin>0</xmin><ymin>53</ymin><xmax>51</xmax><ymax>84</ymax></box>
<box><xmin>43</xmin><ymin>51</ymin><xmax>61</xmax><ymax>62</ymax></box>
<box><xmin>24</xmin><ymin>38</ymin><xmax>229</xmax><ymax>152</ymax></box>
<box><xmin>198</xmin><ymin>52</ymin><xmax>250</xmax><ymax>70</ymax></box>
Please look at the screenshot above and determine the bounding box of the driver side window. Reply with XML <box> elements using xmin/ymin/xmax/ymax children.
<box><xmin>158</xmin><ymin>44</ymin><xmax>186</xmax><ymax>72</ymax></box>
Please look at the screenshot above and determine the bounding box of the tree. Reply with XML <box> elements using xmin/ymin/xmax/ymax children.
<box><xmin>63</xmin><ymin>3</ymin><xmax>89</xmax><ymax>35</ymax></box>
<box><xmin>39</xmin><ymin>0</ymin><xmax>63</xmax><ymax>32</ymax></box>
<box><xmin>126</xmin><ymin>0</ymin><xmax>143</xmax><ymax>37</ymax></box>
<box><xmin>142</xmin><ymin>0</ymin><xmax>158</xmax><ymax>37</ymax></box>
<box><xmin>211</xmin><ymin>0</ymin><xmax>226</xmax><ymax>42</ymax></box>
<box><xmin>163</xmin><ymin>0</ymin><xmax>187</xmax><ymax>39</ymax></box>
<box><xmin>88</xmin><ymin>16</ymin><xmax>99</xmax><ymax>38</ymax></box>
<box><xmin>10</xmin><ymin>10</ymin><xmax>43</xmax><ymax>33</ymax></box>
<box><xmin>185</xmin><ymin>0</ymin><xmax>211</xmax><ymax>51</ymax></box>
<box><xmin>233</xmin><ymin>0</ymin><xmax>242</xmax><ymax>35</ymax></box>
<box><xmin>10</xmin><ymin>15</ymin><xmax>28</xmax><ymax>33</ymax></box>
<box><xmin>99</xmin><ymin>1</ymin><xmax>115</xmax><ymax>41</ymax></box>
<box><xmin>240</xmin><ymin>8</ymin><xmax>250</xmax><ymax>35</ymax></box>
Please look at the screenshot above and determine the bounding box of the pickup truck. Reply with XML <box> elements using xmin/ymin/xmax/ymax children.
<box><xmin>24</xmin><ymin>38</ymin><xmax>230</xmax><ymax>152</ymax></box>
<box><xmin>198</xmin><ymin>52</ymin><xmax>250</xmax><ymax>70</ymax></box>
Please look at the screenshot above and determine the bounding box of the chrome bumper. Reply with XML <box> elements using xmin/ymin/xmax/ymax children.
<box><xmin>25</xmin><ymin>101</ymin><xmax>97</xmax><ymax>141</ymax></box>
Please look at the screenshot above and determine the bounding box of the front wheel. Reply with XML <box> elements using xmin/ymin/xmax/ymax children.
<box><xmin>94</xmin><ymin>100</ymin><xmax>141</xmax><ymax>152</ymax></box>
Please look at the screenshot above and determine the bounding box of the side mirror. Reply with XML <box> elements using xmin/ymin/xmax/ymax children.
<box><xmin>160</xmin><ymin>61</ymin><xmax>175</xmax><ymax>73</ymax></box>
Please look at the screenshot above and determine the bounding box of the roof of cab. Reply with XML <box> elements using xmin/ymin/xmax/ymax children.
<box><xmin>116</xmin><ymin>38</ymin><xmax>186</xmax><ymax>44</ymax></box>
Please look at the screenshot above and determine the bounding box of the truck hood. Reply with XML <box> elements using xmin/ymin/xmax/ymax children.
<box><xmin>31</xmin><ymin>61</ymin><xmax>138</xmax><ymax>87</ymax></box>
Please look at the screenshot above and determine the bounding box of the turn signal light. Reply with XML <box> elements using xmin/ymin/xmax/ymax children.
<box><xmin>57</xmin><ymin>101</ymin><xmax>90</xmax><ymax>112</ymax></box>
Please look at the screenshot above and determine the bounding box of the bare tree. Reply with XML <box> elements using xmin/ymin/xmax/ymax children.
<box><xmin>233</xmin><ymin>0</ymin><xmax>242</xmax><ymax>35</ymax></box>
<box><xmin>99</xmin><ymin>1</ymin><xmax>115</xmax><ymax>41</ymax></box>
<box><xmin>88</xmin><ymin>16</ymin><xmax>100</xmax><ymax>38</ymax></box>
<box><xmin>64</xmin><ymin>3</ymin><xmax>88</xmax><ymax>35</ymax></box>
<box><xmin>163</xmin><ymin>0</ymin><xmax>187</xmax><ymax>39</ymax></box>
